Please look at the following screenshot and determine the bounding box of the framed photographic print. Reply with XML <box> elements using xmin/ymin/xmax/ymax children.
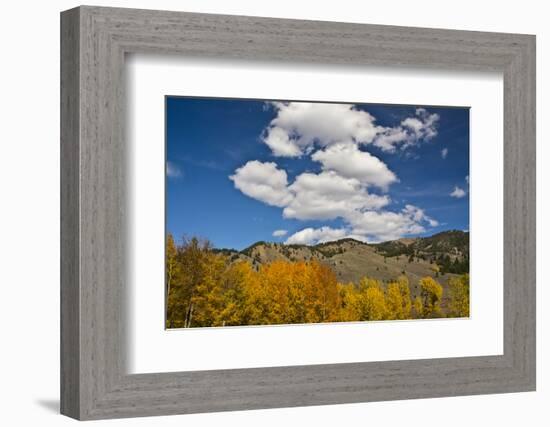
<box><xmin>61</xmin><ymin>6</ymin><xmax>536</xmax><ymax>420</ymax></box>
<box><xmin>164</xmin><ymin>97</ymin><xmax>470</xmax><ymax>329</ymax></box>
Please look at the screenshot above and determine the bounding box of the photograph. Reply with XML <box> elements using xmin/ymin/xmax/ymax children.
<box><xmin>51</xmin><ymin>3</ymin><xmax>537</xmax><ymax>422</ymax></box>
<box><xmin>165</xmin><ymin>98</ymin><xmax>470</xmax><ymax>328</ymax></box>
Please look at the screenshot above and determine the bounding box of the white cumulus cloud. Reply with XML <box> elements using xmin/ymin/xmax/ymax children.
<box><xmin>311</xmin><ymin>142</ymin><xmax>398</xmax><ymax>190</ymax></box>
<box><xmin>285</xmin><ymin>203</ymin><xmax>437</xmax><ymax>245</ymax></box>
<box><xmin>441</xmin><ymin>148</ymin><xmax>448</xmax><ymax>159</ymax></box>
<box><xmin>262</xmin><ymin>126</ymin><xmax>302</xmax><ymax>157</ymax></box>
<box><xmin>285</xmin><ymin>226</ymin><xmax>348</xmax><ymax>245</ymax></box>
<box><xmin>373</xmin><ymin>108</ymin><xmax>440</xmax><ymax>152</ymax></box>
<box><xmin>229</xmin><ymin>103</ymin><xmax>442</xmax><ymax>243</ymax></box>
<box><xmin>263</xmin><ymin>102</ymin><xmax>380</xmax><ymax>157</ymax></box>
<box><xmin>283</xmin><ymin>171</ymin><xmax>390</xmax><ymax>221</ymax></box>
<box><xmin>229</xmin><ymin>160</ymin><xmax>293</xmax><ymax>207</ymax></box>
<box><xmin>262</xmin><ymin>103</ymin><xmax>440</xmax><ymax>157</ymax></box>
<box><xmin>346</xmin><ymin>204</ymin><xmax>436</xmax><ymax>242</ymax></box>
<box><xmin>450</xmin><ymin>186</ymin><xmax>466</xmax><ymax>198</ymax></box>
<box><xmin>230</xmin><ymin>163</ymin><xmax>438</xmax><ymax>242</ymax></box>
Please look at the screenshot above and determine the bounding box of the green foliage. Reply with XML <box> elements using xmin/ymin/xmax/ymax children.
<box><xmin>437</xmin><ymin>254</ymin><xmax>469</xmax><ymax>275</ymax></box>
<box><xmin>312</xmin><ymin>238</ymin><xmax>366</xmax><ymax>257</ymax></box>
<box><xmin>375</xmin><ymin>241</ymin><xmax>414</xmax><ymax>258</ymax></box>
<box><xmin>240</xmin><ymin>241</ymin><xmax>268</xmax><ymax>257</ymax></box>
<box><xmin>374</xmin><ymin>230</ymin><xmax>470</xmax><ymax>274</ymax></box>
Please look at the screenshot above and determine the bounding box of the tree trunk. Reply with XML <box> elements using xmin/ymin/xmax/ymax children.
<box><xmin>185</xmin><ymin>303</ymin><xmax>194</xmax><ymax>328</ymax></box>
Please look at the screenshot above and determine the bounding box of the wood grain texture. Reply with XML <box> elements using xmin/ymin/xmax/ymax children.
<box><xmin>60</xmin><ymin>5</ymin><xmax>536</xmax><ymax>420</ymax></box>
<box><xmin>60</xmin><ymin>7</ymin><xmax>80</xmax><ymax>419</ymax></box>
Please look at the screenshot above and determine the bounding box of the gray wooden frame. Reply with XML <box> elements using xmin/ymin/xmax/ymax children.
<box><xmin>60</xmin><ymin>5</ymin><xmax>536</xmax><ymax>420</ymax></box>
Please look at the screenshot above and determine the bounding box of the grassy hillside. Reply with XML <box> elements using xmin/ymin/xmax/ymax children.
<box><xmin>374</xmin><ymin>230</ymin><xmax>469</xmax><ymax>274</ymax></box>
<box><xmin>213</xmin><ymin>230</ymin><xmax>469</xmax><ymax>305</ymax></box>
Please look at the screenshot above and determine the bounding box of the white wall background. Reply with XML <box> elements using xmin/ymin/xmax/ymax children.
<box><xmin>0</xmin><ymin>0</ymin><xmax>546</xmax><ymax>425</ymax></box>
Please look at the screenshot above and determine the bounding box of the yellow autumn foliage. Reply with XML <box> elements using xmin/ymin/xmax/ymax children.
<box><xmin>447</xmin><ymin>274</ymin><xmax>470</xmax><ymax>318</ymax></box>
<box><xmin>165</xmin><ymin>234</ymin><xmax>464</xmax><ymax>327</ymax></box>
<box><xmin>419</xmin><ymin>276</ymin><xmax>443</xmax><ymax>318</ymax></box>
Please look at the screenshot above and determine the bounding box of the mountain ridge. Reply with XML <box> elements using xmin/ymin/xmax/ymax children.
<box><xmin>212</xmin><ymin>230</ymin><xmax>469</xmax><ymax>288</ymax></box>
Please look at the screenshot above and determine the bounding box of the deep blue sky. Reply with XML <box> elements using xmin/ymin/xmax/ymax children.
<box><xmin>166</xmin><ymin>97</ymin><xmax>469</xmax><ymax>250</ymax></box>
